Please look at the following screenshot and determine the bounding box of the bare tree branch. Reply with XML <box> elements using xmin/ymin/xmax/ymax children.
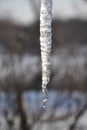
<box><xmin>69</xmin><ymin>103</ymin><xmax>87</xmax><ymax>130</ymax></box>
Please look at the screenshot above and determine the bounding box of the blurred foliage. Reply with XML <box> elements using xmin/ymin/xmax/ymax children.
<box><xmin>0</xmin><ymin>20</ymin><xmax>87</xmax><ymax>55</ymax></box>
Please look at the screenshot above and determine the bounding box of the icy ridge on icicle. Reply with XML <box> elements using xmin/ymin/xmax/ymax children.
<box><xmin>40</xmin><ymin>0</ymin><xmax>52</xmax><ymax>108</ymax></box>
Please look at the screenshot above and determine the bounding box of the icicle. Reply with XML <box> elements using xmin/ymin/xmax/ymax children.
<box><xmin>40</xmin><ymin>0</ymin><xmax>52</xmax><ymax>108</ymax></box>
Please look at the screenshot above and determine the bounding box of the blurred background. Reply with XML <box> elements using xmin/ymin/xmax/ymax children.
<box><xmin>0</xmin><ymin>0</ymin><xmax>87</xmax><ymax>130</ymax></box>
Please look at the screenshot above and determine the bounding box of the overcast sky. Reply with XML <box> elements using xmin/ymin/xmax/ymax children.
<box><xmin>0</xmin><ymin>0</ymin><xmax>87</xmax><ymax>25</ymax></box>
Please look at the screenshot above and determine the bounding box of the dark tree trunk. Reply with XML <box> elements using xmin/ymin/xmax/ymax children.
<box><xmin>16</xmin><ymin>86</ymin><xmax>31</xmax><ymax>130</ymax></box>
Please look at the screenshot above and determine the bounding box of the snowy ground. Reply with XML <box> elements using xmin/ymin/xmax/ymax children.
<box><xmin>0</xmin><ymin>45</ymin><xmax>87</xmax><ymax>90</ymax></box>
